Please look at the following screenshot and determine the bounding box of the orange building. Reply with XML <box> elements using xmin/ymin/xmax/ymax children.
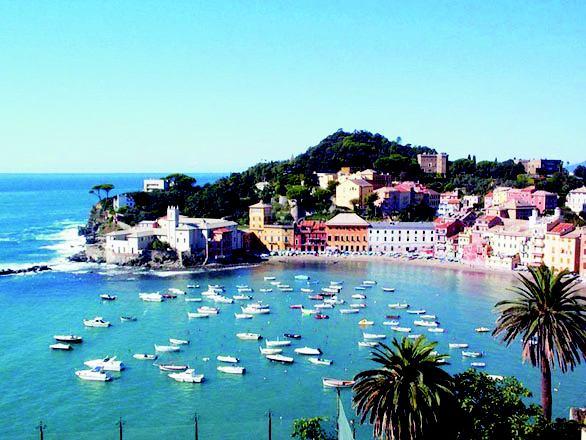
<box><xmin>325</xmin><ymin>213</ymin><xmax>370</xmax><ymax>252</ymax></box>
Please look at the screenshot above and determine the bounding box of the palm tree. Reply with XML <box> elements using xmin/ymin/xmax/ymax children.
<box><xmin>352</xmin><ymin>337</ymin><xmax>453</xmax><ymax>439</ymax></box>
<box><xmin>493</xmin><ymin>264</ymin><xmax>586</xmax><ymax>420</ymax></box>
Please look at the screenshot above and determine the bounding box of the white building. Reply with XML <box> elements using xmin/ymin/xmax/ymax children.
<box><xmin>143</xmin><ymin>179</ymin><xmax>170</xmax><ymax>192</ymax></box>
<box><xmin>566</xmin><ymin>186</ymin><xmax>586</xmax><ymax>214</ymax></box>
<box><xmin>113</xmin><ymin>193</ymin><xmax>135</xmax><ymax>210</ymax></box>
<box><xmin>368</xmin><ymin>222</ymin><xmax>435</xmax><ymax>254</ymax></box>
<box><xmin>105</xmin><ymin>206</ymin><xmax>242</xmax><ymax>264</ymax></box>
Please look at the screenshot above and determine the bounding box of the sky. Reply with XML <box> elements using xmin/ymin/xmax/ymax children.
<box><xmin>0</xmin><ymin>1</ymin><xmax>584</xmax><ymax>173</ymax></box>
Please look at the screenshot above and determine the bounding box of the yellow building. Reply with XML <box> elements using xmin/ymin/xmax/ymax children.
<box><xmin>492</xmin><ymin>187</ymin><xmax>512</xmax><ymax>206</ymax></box>
<box><xmin>543</xmin><ymin>223</ymin><xmax>581</xmax><ymax>273</ymax></box>
<box><xmin>335</xmin><ymin>178</ymin><xmax>373</xmax><ymax>210</ymax></box>
<box><xmin>248</xmin><ymin>201</ymin><xmax>294</xmax><ymax>252</ymax></box>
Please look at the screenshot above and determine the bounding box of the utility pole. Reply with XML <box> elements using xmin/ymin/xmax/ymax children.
<box><xmin>194</xmin><ymin>413</ymin><xmax>199</xmax><ymax>440</ymax></box>
<box><xmin>37</xmin><ymin>421</ymin><xmax>45</xmax><ymax>440</ymax></box>
<box><xmin>118</xmin><ymin>417</ymin><xmax>123</xmax><ymax>440</ymax></box>
<box><xmin>268</xmin><ymin>410</ymin><xmax>272</xmax><ymax>440</ymax></box>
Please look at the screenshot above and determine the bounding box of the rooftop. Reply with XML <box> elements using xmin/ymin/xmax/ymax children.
<box><xmin>326</xmin><ymin>213</ymin><xmax>370</xmax><ymax>227</ymax></box>
<box><xmin>369</xmin><ymin>221</ymin><xmax>435</xmax><ymax>230</ymax></box>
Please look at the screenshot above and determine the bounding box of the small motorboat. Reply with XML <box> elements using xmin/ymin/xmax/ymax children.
<box><xmin>169</xmin><ymin>338</ymin><xmax>189</xmax><ymax>345</ymax></box>
<box><xmin>186</xmin><ymin>284</ymin><xmax>199</xmax><ymax>289</ymax></box>
<box><xmin>154</xmin><ymin>344</ymin><xmax>181</xmax><ymax>353</ymax></box>
<box><xmin>314</xmin><ymin>303</ymin><xmax>333</xmax><ymax>309</ymax></box>
<box><xmin>233</xmin><ymin>294</ymin><xmax>252</xmax><ymax>301</ymax></box>
<box><xmin>354</xmin><ymin>286</ymin><xmax>367</xmax><ymax>291</ymax></box>
<box><xmin>290</xmin><ymin>304</ymin><xmax>303</xmax><ymax>309</ymax></box>
<box><xmin>462</xmin><ymin>351</ymin><xmax>483</xmax><ymax>358</ymax></box>
<box><xmin>381</xmin><ymin>287</ymin><xmax>395</xmax><ymax>292</ymax></box>
<box><xmin>321</xmin><ymin>287</ymin><xmax>340</xmax><ymax>294</ymax></box>
<box><xmin>388</xmin><ymin>303</ymin><xmax>409</xmax><ymax>309</ymax></box>
<box><xmin>475</xmin><ymin>327</ymin><xmax>491</xmax><ymax>333</ymax></box>
<box><xmin>428</xmin><ymin>328</ymin><xmax>445</xmax><ymax>333</ymax></box>
<box><xmin>414</xmin><ymin>320</ymin><xmax>438</xmax><ymax>327</ymax></box>
<box><xmin>197</xmin><ymin>306</ymin><xmax>219</xmax><ymax>315</ymax></box>
<box><xmin>448</xmin><ymin>343</ymin><xmax>469</xmax><ymax>349</ymax></box>
<box><xmin>208</xmin><ymin>284</ymin><xmax>224</xmax><ymax>289</ymax></box>
<box><xmin>390</xmin><ymin>326</ymin><xmax>411</xmax><ymax>333</ymax></box>
<box><xmin>169</xmin><ymin>288</ymin><xmax>186</xmax><ymax>295</ymax></box>
<box><xmin>471</xmin><ymin>362</ymin><xmax>486</xmax><ymax>368</ymax></box>
<box><xmin>308</xmin><ymin>358</ymin><xmax>332</xmax><ymax>366</ymax></box>
<box><xmin>139</xmin><ymin>292</ymin><xmax>164</xmax><ymax>302</ymax></box>
<box><xmin>266</xmin><ymin>354</ymin><xmax>294</xmax><ymax>364</ymax></box>
<box><xmin>358</xmin><ymin>341</ymin><xmax>378</xmax><ymax>348</ymax></box>
<box><xmin>383</xmin><ymin>320</ymin><xmax>400</xmax><ymax>326</ymax></box>
<box><xmin>294</xmin><ymin>347</ymin><xmax>321</xmax><ymax>355</ymax></box>
<box><xmin>217</xmin><ymin>355</ymin><xmax>239</xmax><ymax>363</ymax></box>
<box><xmin>408</xmin><ymin>334</ymin><xmax>423</xmax><ymax>339</ymax></box>
<box><xmin>158</xmin><ymin>364</ymin><xmax>189</xmax><ymax>372</ymax></box>
<box><xmin>234</xmin><ymin>313</ymin><xmax>253</xmax><ymax>319</ymax></box>
<box><xmin>217</xmin><ymin>365</ymin><xmax>245</xmax><ymax>374</ymax></box>
<box><xmin>120</xmin><ymin>316</ymin><xmax>137</xmax><ymax>322</ymax></box>
<box><xmin>386</xmin><ymin>314</ymin><xmax>400</xmax><ymax>319</ymax></box>
<box><xmin>259</xmin><ymin>347</ymin><xmax>282</xmax><ymax>355</ymax></box>
<box><xmin>264</xmin><ymin>276</ymin><xmax>276</xmax><ymax>281</ymax></box>
<box><xmin>162</xmin><ymin>294</ymin><xmax>177</xmax><ymax>299</ymax></box>
<box><xmin>352</xmin><ymin>294</ymin><xmax>366</xmax><ymax>299</ymax></box>
<box><xmin>340</xmin><ymin>309</ymin><xmax>359</xmax><ymax>314</ymax></box>
<box><xmin>83</xmin><ymin>317</ymin><xmax>111</xmax><ymax>328</ymax></box>
<box><xmin>133</xmin><ymin>353</ymin><xmax>157</xmax><ymax>360</ymax></box>
<box><xmin>54</xmin><ymin>334</ymin><xmax>82</xmax><ymax>343</ymax></box>
<box><xmin>266</xmin><ymin>339</ymin><xmax>291</xmax><ymax>347</ymax></box>
<box><xmin>294</xmin><ymin>274</ymin><xmax>310</xmax><ymax>280</ymax></box>
<box><xmin>324</xmin><ymin>298</ymin><xmax>344</xmax><ymax>305</ymax></box>
<box><xmin>279</xmin><ymin>287</ymin><xmax>294</xmax><ymax>292</ymax></box>
<box><xmin>322</xmin><ymin>378</ymin><xmax>355</xmax><ymax>388</ymax></box>
<box><xmin>237</xmin><ymin>287</ymin><xmax>253</xmax><ymax>293</ymax></box>
<box><xmin>185</xmin><ymin>297</ymin><xmax>202</xmax><ymax>302</ymax></box>
<box><xmin>168</xmin><ymin>369</ymin><xmax>204</xmax><ymax>383</ymax></box>
<box><xmin>406</xmin><ymin>310</ymin><xmax>426</xmax><ymax>315</ymax></box>
<box><xmin>50</xmin><ymin>343</ymin><xmax>72</xmax><ymax>350</ymax></box>
<box><xmin>211</xmin><ymin>295</ymin><xmax>233</xmax><ymax>304</ymax></box>
<box><xmin>308</xmin><ymin>295</ymin><xmax>324</xmax><ymax>301</ymax></box>
<box><xmin>421</xmin><ymin>314</ymin><xmax>436</xmax><ymax>320</ymax></box>
<box><xmin>84</xmin><ymin>356</ymin><xmax>125</xmax><ymax>371</ymax></box>
<box><xmin>100</xmin><ymin>294</ymin><xmax>117</xmax><ymax>301</ymax></box>
<box><xmin>75</xmin><ymin>367</ymin><xmax>111</xmax><ymax>382</ymax></box>
<box><xmin>349</xmin><ymin>303</ymin><xmax>366</xmax><ymax>309</ymax></box>
<box><xmin>237</xmin><ymin>333</ymin><xmax>262</xmax><ymax>340</ymax></box>
<box><xmin>259</xmin><ymin>288</ymin><xmax>273</xmax><ymax>293</ymax></box>
<box><xmin>241</xmin><ymin>305</ymin><xmax>270</xmax><ymax>315</ymax></box>
<box><xmin>269</xmin><ymin>281</ymin><xmax>281</xmax><ymax>285</ymax></box>
<box><xmin>188</xmin><ymin>312</ymin><xmax>209</xmax><ymax>319</ymax></box>
<box><xmin>314</xmin><ymin>314</ymin><xmax>329</xmax><ymax>320</ymax></box>
<box><xmin>363</xmin><ymin>333</ymin><xmax>386</xmax><ymax>340</ymax></box>
<box><xmin>301</xmin><ymin>308</ymin><xmax>318</xmax><ymax>315</ymax></box>
<box><xmin>284</xmin><ymin>333</ymin><xmax>301</xmax><ymax>339</ymax></box>
<box><xmin>362</xmin><ymin>280</ymin><xmax>377</xmax><ymax>285</ymax></box>
<box><xmin>358</xmin><ymin>319</ymin><xmax>374</xmax><ymax>326</ymax></box>
<box><xmin>300</xmin><ymin>288</ymin><xmax>313</xmax><ymax>293</ymax></box>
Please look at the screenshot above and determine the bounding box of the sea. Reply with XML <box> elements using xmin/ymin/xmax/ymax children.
<box><xmin>0</xmin><ymin>174</ymin><xmax>584</xmax><ymax>439</ymax></box>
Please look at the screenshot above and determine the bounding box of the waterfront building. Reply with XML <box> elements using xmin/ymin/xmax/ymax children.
<box><xmin>486</xmin><ymin>219</ymin><xmax>532</xmax><ymax>270</ymax></box>
<box><xmin>335</xmin><ymin>178</ymin><xmax>373</xmax><ymax>210</ymax></box>
<box><xmin>374</xmin><ymin>182</ymin><xmax>439</xmax><ymax>217</ymax></box>
<box><xmin>248</xmin><ymin>201</ymin><xmax>294</xmax><ymax>252</ymax></box>
<box><xmin>143</xmin><ymin>178</ymin><xmax>169</xmax><ymax>192</ymax></box>
<box><xmin>580</xmin><ymin>231</ymin><xmax>586</xmax><ymax>278</ymax></box>
<box><xmin>566</xmin><ymin>186</ymin><xmax>586</xmax><ymax>214</ymax></box>
<box><xmin>294</xmin><ymin>219</ymin><xmax>327</xmax><ymax>252</ymax></box>
<box><xmin>417</xmin><ymin>152</ymin><xmax>448</xmax><ymax>175</ymax></box>
<box><xmin>434</xmin><ymin>219</ymin><xmax>463</xmax><ymax>259</ymax></box>
<box><xmin>543</xmin><ymin>223</ymin><xmax>581</xmax><ymax>273</ymax></box>
<box><xmin>517</xmin><ymin>158</ymin><xmax>563</xmax><ymax>176</ymax></box>
<box><xmin>368</xmin><ymin>222</ymin><xmax>435</xmax><ymax>254</ymax></box>
<box><xmin>325</xmin><ymin>213</ymin><xmax>369</xmax><ymax>252</ymax></box>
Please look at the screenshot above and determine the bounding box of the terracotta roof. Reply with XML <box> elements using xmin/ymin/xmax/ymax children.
<box><xmin>549</xmin><ymin>223</ymin><xmax>575</xmax><ymax>236</ymax></box>
<box><xmin>326</xmin><ymin>213</ymin><xmax>370</xmax><ymax>227</ymax></box>
<box><xmin>249</xmin><ymin>201</ymin><xmax>272</xmax><ymax>208</ymax></box>
<box><xmin>348</xmin><ymin>178</ymin><xmax>373</xmax><ymax>187</ymax></box>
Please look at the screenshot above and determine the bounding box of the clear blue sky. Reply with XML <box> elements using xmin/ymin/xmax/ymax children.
<box><xmin>0</xmin><ymin>1</ymin><xmax>584</xmax><ymax>172</ymax></box>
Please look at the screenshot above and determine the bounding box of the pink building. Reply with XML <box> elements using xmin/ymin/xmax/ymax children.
<box><xmin>496</xmin><ymin>186</ymin><xmax>558</xmax><ymax>213</ymax></box>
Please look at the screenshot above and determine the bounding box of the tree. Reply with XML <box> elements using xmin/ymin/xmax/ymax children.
<box><xmin>90</xmin><ymin>183</ymin><xmax>115</xmax><ymax>201</ymax></box>
<box><xmin>164</xmin><ymin>173</ymin><xmax>196</xmax><ymax>193</ymax></box>
<box><xmin>101</xmin><ymin>184</ymin><xmax>114</xmax><ymax>199</ymax></box>
<box><xmin>352</xmin><ymin>337</ymin><xmax>454</xmax><ymax>440</ymax></box>
<box><xmin>492</xmin><ymin>265</ymin><xmax>586</xmax><ymax>420</ymax></box>
<box><xmin>572</xmin><ymin>165</ymin><xmax>586</xmax><ymax>180</ymax></box>
<box><xmin>286</xmin><ymin>185</ymin><xmax>313</xmax><ymax>211</ymax></box>
<box><xmin>291</xmin><ymin>417</ymin><xmax>331</xmax><ymax>440</ymax></box>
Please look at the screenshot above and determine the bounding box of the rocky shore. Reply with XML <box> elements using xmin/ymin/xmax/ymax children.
<box><xmin>0</xmin><ymin>265</ymin><xmax>52</xmax><ymax>276</ymax></box>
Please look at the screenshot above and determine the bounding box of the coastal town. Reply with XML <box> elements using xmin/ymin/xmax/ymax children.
<box><xmin>99</xmin><ymin>153</ymin><xmax>586</xmax><ymax>279</ymax></box>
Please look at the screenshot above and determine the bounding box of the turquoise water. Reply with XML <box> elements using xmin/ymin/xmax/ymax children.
<box><xmin>0</xmin><ymin>175</ymin><xmax>585</xmax><ymax>439</ymax></box>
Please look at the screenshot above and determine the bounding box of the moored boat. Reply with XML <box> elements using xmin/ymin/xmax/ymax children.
<box><xmin>340</xmin><ymin>308</ymin><xmax>359</xmax><ymax>314</ymax></box>
<box><xmin>50</xmin><ymin>343</ymin><xmax>72</xmax><ymax>350</ymax></box>
<box><xmin>259</xmin><ymin>288</ymin><xmax>273</xmax><ymax>293</ymax></box>
<box><xmin>84</xmin><ymin>356</ymin><xmax>125</xmax><ymax>371</ymax></box>
<box><xmin>294</xmin><ymin>274</ymin><xmax>310</xmax><ymax>280</ymax></box>
<box><xmin>83</xmin><ymin>317</ymin><xmax>111</xmax><ymax>328</ymax></box>
<box><xmin>154</xmin><ymin>344</ymin><xmax>181</xmax><ymax>353</ymax></box>
<box><xmin>358</xmin><ymin>319</ymin><xmax>374</xmax><ymax>326</ymax></box>
<box><xmin>448</xmin><ymin>343</ymin><xmax>469</xmax><ymax>349</ymax></box>
<box><xmin>217</xmin><ymin>365</ymin><xmax>245</xmax><ymax>374</ymax></box>
<box><xmin>390</xmin><ymin>326</ymin><xmax>411</xmax><ymax>333</ymax></box>
<box><xmin>358</xmin><ymin>341</ymin><xmax>378</xmax><ymax>347</ymax></box>
<box><xmin>54</xmin><ymin>334</ymin><xmax>82</xmax><ymax>343</ymax></box>
<box><xmin>75</xmin><ymin>367</ymin><xmax>111</xmax><ymax>382</ymax></box>
<box><xmin>406</xmin><ymin>309</ymin><xmax>426</xmax><ymax>315</ymax></box>
<box><xmin>308</xmin><ymin>357</ymin><xmax>332</xmax><ymax>366</ymax></box>
<box><xmin>414</xmin><ymin>320</ymin><xmax>438</xmax><ymax>327</ymax></box>
<box><xmin>139</xmin><ymin>292</ymin><xmax>164</xmax><ymax>302</ymax></box>
<box><xmin>120</xmin><ymin>316</ymin><xmax>137</xmax><ymax>322</ymax></box>
<box><xmin>471</xmin><ymin>362</ymin><xmax>486</xmax><ymax>368</ymax></box>
<box><xmin>266</xmin><ymin>354</ymin><xmax>294</xmax><ymax>364</ymax></box>
<box><xmin>237</xmin><ymin>333</ymin><xmax>262</xmax><ymax>340</ymax></box>
<box><xmin>300</xmin><ymin>288</ymin><xmax>313</xmax><ymax>293</ymax></box>
<box><xmin>266</xmin><ymin>339</ymin><xmax>291</xmax><ymax>347</ymax></box>
<box><xmin>284</xmin><ymin>333</ymin><xmax>301</xmax><ymax>339</ymax></box>
<box><xmin>169</xmin><ymin>288</ymin><xmax>186</xmax><ymax>295</ymax></box>
<box><xmin>290</xmin><ymin>304</ymin><xmax>303</xmax><ymax>309</ymax></box>
<box><xmin>388</xmin><ymin>303</ymin><xmax>409</xmax><ymax>309</ymax></box>
<box><xmin>133</xmin><ymin>353</ymin><xmax>157</xmax><ymax>360</ymax></box>
<box><xmin>197</xmin><ymin>306</ymin><xmax>220</xmax><ymax>315</ymax></box>
<box><xmin>351</xmin><ymin>294</ymin><xmax>366</xmax><ymax>299</ymax></box>
<box><xmin>349</xmin><ymin>303</ymin><xmax>366</xmax><ymax>309</ymax></box>
<box><xmin>462</xmin><ymin>351</ymin><xmax>483</xmax><ymax>358</ymax></box>
<box><xmin>475</xmin><ymin>327</ymin><xmax>491</xmax><ymax>333</ymax></box>
<box><xmin>314</xmin><ymin>314</ymin><xmax>329</xmax><ymax>320</ymax></box>
<box><xmin>169</xmin><ymin>338</ymin><xmax>189</xmax><ymax>345</ymax></box>
<box><xmin>363</xmin><ymin>332</ymin><xmax>386</xmax><ymax>340</ymax></box>
<box><xmin>234</xmin><ymin>313</ymin><xmax>253</xmax><ymax>319</ymax></box>
<box><xmin>383</xmin><ymin>320</ymin><xmax>400</xmax><ymax>326</ymax></box>
<box><xmin>322</xmin><ymin>378</ymin><xmax>355</xmax><ymax>388</ymax></box>
<box><xmin>158</xmin><ymin>364</ymin><xmax>189</xmax><ymax>372</ymax></box>
<box><xmin>259</xmin><ymin>346</ymin><xmax>282</xmax><ymax>355</ymax></box>
<box><xmin>294</xmin><ymin>347</ymin><xmax>321</xmax><ymax>355</ymax></box>
<box><xmin>185</xmin><ymin>297</ymin><xmax>202</xmax><ymax>302</ymax></box>
<box><xmin>187</xmin><ymin>312</ymin><xmax>209</xmax><ymax>319</ymax></box>
<box><xmin>301</xmin><ymin>307</ymin><xmax>318</xmax><ymax>315</ymax></box>
<box><xmin>428</xmin><ymin>328</ymin><xmax>445</xmax><ymax>333</ymax></box>
<box><xmin>100</xmin><ymin>294</ymin><xmax>117</xmax><ymax>301</ymax></box>
<box><xmin>362</xmin><ymin>280</ymin><xmax>377</xmax><ymax>285</ymax></box>
<box><xmin>217</xmin><ymin>355</ymin><xmax>239</xmax><ymax>363</ymax></box>
<box><xmin>381</xmin><ymin>287</ymin><xmax>395</xmax><ymax>292</ymax></box>
<box><xmin>168</xmin><ymin>369</ymin><xmax>204</xmax><ymax>383</ymax></box>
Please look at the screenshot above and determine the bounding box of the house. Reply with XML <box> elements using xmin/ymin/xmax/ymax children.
<box><xmin>113</xmin><ymin>193</ymin><xmax>135</xmax><ymax>210</ymax></box>
<box><xmin>434</xmin><ymin>219</ymin><xmax>463</xmax><ymax>259</ymax></box>
<box><xmin>325</xmin><ymin>213</ymin><xmax>370</xmax><ymax>252</ymax></box>
<box><xmin>417</xmin><ymin>153</ymin><xmax>448</xmax><ymax>175</ymax></box>
<box><xmin>368</xmin><ymin>222</ymin><xmax>435</xmax><ymax>254</ymax></box>
<box><xmin>517</xmin><ymin>158</ymin><xmax>562</xmax><ymax>176</ymax></box>
<box><xmin>486</xmin><ymin>219</ymin><xmax>532</xmax><ymax>269</ymax></box>
<box><xmin>462</xmin><ymin>195</ymin><xmax>480</xmax><ymax>209</ymax></box>
<box><xmin>437</xmin><ymin>199</ymin><xmax>462</xmax><ymax>217</ymax></box>
<box><xmin>248</xmin><ymin>201</ymin><xmax>294</xmax><ymax>252</ymax></box>
<box><xmin>543</xmin><ymin>223</ymin><xmax>581</xmax><ymax>273</ymax></box>
<box><xmin>374</xmin><ymin>182</ymin><xmax>439</xmax><ymax>217</ymax></box>
<box><xmin>335</xmin><ymin>178</ymin><xmax>373</xmax><ymax>210</ymax></box>
<box><xmin>566</xmin><ymin>186</ymin><xmax>586</xmax><ymax>214</ymax></box>
<box><xmin>294</xmin><ymin>219</ymin><xmax>327</xmax><ymax>252</ymax></box>
<box><xmin>486</xmin><ymin>200</ymin><xmax>535</xmax><ymax>220</ymax></box>
<box><xmin>316</xmin><ymin>172</ymin><xmax>338</xmax><ymax>189</ymax></box>
<box><xmin>143</xmin><ymin>178</ymin><xmax>169</xmax><ymax>192</ymax></box>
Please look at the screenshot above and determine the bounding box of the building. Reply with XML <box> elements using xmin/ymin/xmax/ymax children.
<box><xmin>580</xmin><ymin>231</ymin><xmax>586</xmax><ymax>278</ymax></box>
<box><xmin>105</xmin><ymin>206</ymin><xmax>241</xmax><ymax>264</ymax></box>
<box><xmin>462</xmin><ymin>195</ymin><xmax>481</xmax><ymax>209</ymax></box>
<box><xmin>486</xmin><ymin>200</ymin><xmax>536</xmax><ymax>220</ymax></box>
<box><xmin>518</xmin><ymin>159</ymin><xmax>563</xmax><ymax>176</ymax></box>
<box><xmin>434</xmin><ymin>219</ymin><xmax>463</xmax><ymax>259</ymax></box>
<box><xmin>294</xmin><ymin>220</ymin><xmax>327</xmax><ymax>252</ymax></box>
<box><xmin>374</xmin><ymin>182</ymin><xmax>439</xmax><ymax>217</ymax></box>
<box><xmin>316</xmin><ymin>172</ymin><xmax>338</xmax><ymax>189</ymax></box>
<box><xmin>335</xmin><ymin>178</ymin><xmax>373</xmax><ymax>210</ymax></box>
<box><xmin>486</xmin><ymin>219</ymin><xmax>532</xmax><ymax>270</ymax></box>
<box><xmin>113</xmin><ymin>193</ymin><xmax>135</xmax><ymax>210</ymax></box>
<box><xmin>143</xmin><ymin>178</ymin><xmax>169</xmax><ymax>192</ymax></box>
<box><xmin>368</xmin><ymin>222</ymin><xmax>435</xmax><ymax>254</ymax></box>
<box><xmin>248</xmin><ymin>201</ymin><xmax>294</xmax><ymax>252</ymax></box>
<box><xmin>566</xmin><ymin>186</ymin><xmax>586</xmax><ymax>214</ymax></box>
<box><xmin>325</xmin><ymin>213</ymin><xmax>370</xmax><ymax>252</ymax></box>
<box><xmin>543</xmin><ymin>223</ymin><xmax>581</xmax><ymax>273</ymax></box>
<box><xmin>437</xmin><ymin>199</ymin><xmax>462</xmax><ymax>217</ymax></box>
<box><xmin>417</xmin><ymin>153</ymin><xmax>448</xmax><ymax>175</ymax></box>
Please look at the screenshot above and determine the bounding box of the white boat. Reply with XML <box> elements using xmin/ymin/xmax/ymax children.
<box><xmin>197</xmin><ymin>306</ymin><xmax>219</xmax><ymax>315</ymax></box>
<box><xmin>300</xmin><ymin>288</ymin><xmax>314</xmax><ymax>293</ymax></box>
<box><xmin>381</xmin><ymin>287</ymin><xmax>395</xmax><ymax>292</ymax></box>
<box><xmin>84</xmin><ymin>356</ymin><xmax>125</xmax><ymax>371</ymax></box>
<box><xmin>236</xmin><ymin>333</ymin><xmax>262</xmax><ymax>340</ymax></box>
<box><xmin>358</xmin><ymin>341</ymin><xmax>378</xmax><ymax>348</ymax></box>
<box><xmin>322</xmin><ymin>287</ymin><xmax>340</xmax><ymax>294</ymax></box>
<box><xmin>234</xmin><ymin>313</ymin><xmax>253</xmax><ymax>319</ymax></box>
<box><xmin>139</xmin><ymin>292</ymin><xmax>164</xmax><ymax>302</ymax></box>
<box><xmin>324</xmin><ymin>298</ymin><xmax>344</xmax><ymax>305</ymax></box>
<box><xmin>462</xmin><ymin>351</ymin><xmax>483</xmax><ymax>358</ymax></box>
<box><xmin>363</xmin><ymin>333</ymin><xmax>386</xmax><ymax>340</ymax></box>
<box><xmin>322</xmin><ymin>378</ymin><xmax>355</xmax><ymax>388</ymax></box>
<box><xmin>354</xmin><ymin>286</ymin><xmax>367</xmax><ymax>291</ymax></box>
<box><xmin>158</xmin><ymin>364</ymin><xmax>189</xmax><ymax>372</ymax></box>
<box><xmin>53</xmin><ymin>334</ymin><xmax>83</xmax><ymax>343</ymax></box>
<box><xmin>308</xmin><ymin>357</ymin><xmax>332</xmax><ymax>366</ymax></box>
<box><xmin>314</xmin><ymin>303</ymin><xmax>333</xmax><ymax>309</ymax></box>
<box><xmin>269</xmin><ymin>281</ymin><xmax>281</xmax><ymax>285</ymax></box>
<box><xmin>294</xmin><ymin>275</ymin><xmax>310</xmax><ymax>280</ymax></box>
<box><xmin>133</xmin><ymin>353</ymin><xmax>157</xmax><ymax>360</ymax></box>
<box><xmin>279</xmin><ymin>287</ymin><xmax>294</xmax><ymax>292</ymax></box>
<box><xmin>277</xmin><ymin>284</ymin><xmax>291</xmax><ymax>289</ymax></box>
<box><xmin>294</xmin><ymin>347</ymin><xmax>321</xmax><ymax>355</ymax></box>
<box><xmin>471</xmin><ymin>362</ymin><xmax>486</xmax><ymax>368</ymax></box>
<box><xmin>100</xmin><ymin>294</ymin><xmax>117</xmax><ymax>301</ymax></box>
<box><xmin>390</xmin><ymin>326</ymin><xmax>411</xmax><ymax>333</ymax></box>
<box><xmin>362</xmin><ymin>280</ymin><xmax>377</xmax><ymax>285</ymax></box>
<box><xmin>340</xmin><ymin>308</ymin><xmax>359</xmax><ymax>314</ymax></box>
<box><xmin>352</xmin><ymin>294</ymin><xmax>366</xmax><ymax>299</ymax></box>
<box><xmin>259</xmin><ymin>346</ymin><xmax>282</xmax><ymax>355</ymax></box>
<box><xmin>259</xmin><ymin>288</ymin><xmax>273</xmax><ymax>293</ymax></box>
<box><xmin>408</xmin><ymin>334</ymin><xmax>423</xmax><ymax>339</ymax></box>
<box><xmin>241</xmin><ymin>305</ymin><xmax>270</xmax><ymax>315</ymax></box>
<box><xmin>75</xmin><ymin>367</ymin><xmax>111</xmax><ymax>382</ymax></box>
<box><xmin>168</xmin><ymin>369</ymin><xmax>204</xmax><ymax>383</ymax></box>
<box><xmin>154</xmin><ymin>344</ymin><xmax>181</xmax><ymax>352</ymax></box>
<box><xmin>169</xmin><ymin>288</ymin><xmax>186</xmax><ymax>295</ymax></box>
<box><xmin>187</xmin><ymin>312</ymin><xmax>209</xmax><ymax>319</ymax></box>
<box><xmin>50</xmin><ymin>343</ymin><xmax>72</xmax><ymax>350</ymax></box>
<box><xmin>120</xmin><ymin>316</ymin><xmax>137</xmax><ymax>322</ymax></box>
<box><xmin>414</xmin><ymin>320</ymin><xmax>438</xmax><ymax>327</ymax></box>
<box><xmin>266</xmin><ymin>354</ymin><xmax>294</xmax><ymax>364</ymax></box>
<box><xmin>448</xmin><ymin>343</ymin><xmax>469</xmax><ymax>349</ymax></box>
<box><xmin>358</xmin><ymin>319</ymin><xmax>374</xmax><ymax>326</ymax></box>
<box><xmin>388</xmin><ymin>303</ymin><xmax>409</xmax><ymax>309</ymax></box>
<box><xmin>208</xmin><ymin>295</ymin><xmax>233</xmax><ymax>304</ymax></box>
<box><xmin>349</xmin><ymin>303</ymin><xmax>366</xmax><ymax>309</ymax></box>
<box><xmin>208</xmin><ymin>284</ymin><xmax>223</xmax><ymax>289</ymax></box>
<box><xmin>186</xmin><ymin>284</ymin><xmax>199</xmax><ymax>289</ymax></box>
<box><xmin>383</xmin><ymin>320</ymin><xmax>400</xmax><ymax>326</ymax></box>
<box><xmin>406</xmin><ymin>310</ymin><xmax>426</xmax><ymax>315</ymax></box>
<box><xmin>233</xmin><ymin>294</ymin><xmax>252</xmax><ymax>301</ymax></box>
<box><xmin>264</xmin><ymin>276</ymin><xmax>276</xmax><ymax>281</ymax></box>
<box><xmin>475</xmin><ymin>327</ymin><xmax>491</xmax><ymax>333</ymax></box>
<box><xmin>185</xmin><ymin>297</ymin><xmax>202</xmax><ymax>302</ymax></box>
<box><xmin>217</xmin><ymin>365</ymin><xmax>246</xmax><ymax>374</ymax></box>
<box><xmin>169</xmin><ymin>338</ymin><xmax>189</xmax><ymax>345</ymax></box>
<box><xmin>217</xmin><ymin>355</ymin><xmax>239</xmax><ymax>363</ymax></box>
<box><xmin>330</xmin><ymin>281</ymin><xmax>343</xmax><ymax>285</ymax></box>
<box><xmin>428</xmin><ymin>328</ymin><xmax>445</xmax><ymax>333</ymax></box>
<box><xmin>83</xmin><ymin>317</ymin><xmax>111</xmax><ymax>328</ymax></box>
<box><xmin>421</xmin><ymin>314</ymin><xmax>436</xmax><ymax>320</ymax></box>
<box><xmin>266</xmin><ymin>339</ymin><xmax>291</xmax><ymax>347</ymax></box>
<box><xmin>237</xmin><ymin>287</ymin><xmax>253</xmax><ymax>293</ymax></box>
<box><xmin>301</xmin><ymin>308</ymin><xmax>318</xmax><ymax>315</ymax></box>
